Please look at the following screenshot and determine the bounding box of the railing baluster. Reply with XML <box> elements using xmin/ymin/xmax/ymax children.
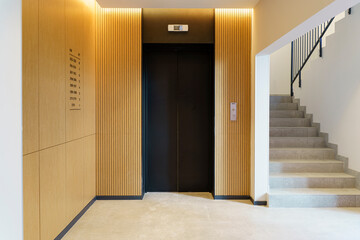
<box><xmin>298</xmin><ymin>38</ymin><xmax>300</xmax><ymax>72</ymax></box>
<box><xmin>303</xmin><ymin>34</ymin><xmax>305</xmax><ymax>65</ymax></box>
<box><xmin>307</xmin><ymin>32</ymin><xmax>309</xmax><ymax>56</ymax></box>
<box><xmin>291</xmin><ymin>41</ymin><xmax>294</xmax><ymax>96</ymax></box>
<box><xmin>290</xmin><ymin>17</ymin><xmax>335</xmax><ymax>96</ymax></box>
<box><xmin>300</xmin><ymin>37</ymin><xmax>302</xmax><ymax>69</ymax></box>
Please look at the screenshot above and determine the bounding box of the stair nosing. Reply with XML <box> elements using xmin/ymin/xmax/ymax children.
<box><xmin>270</xmin><ymin>126</ymin><xmax>317</xmax><ymax>128</ymax></box>
<box><xmin>270</xmin><ymin>159</ymin><xmax>342</xmax><ymax>163</ymax></box>
<box><xmin>270</xmin><ymin>173</ymin><xmax>355</xmax><ymax>178</ymax></box>
<box><xmin>270</xmin><ymin>137</ymin><xmax>324</xmax><ymax>139</ymax></box>
<box><xmin>270</xmin><ymin>147</ymin><xmax>334</xmax><ymax>150</ymax></box>
<box><xmin>269</xmin><ymin>188</ymin><xmax>360</xmax><ymax>196</ymax></box>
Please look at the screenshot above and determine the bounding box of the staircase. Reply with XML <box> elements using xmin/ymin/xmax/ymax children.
<box><xmin>268</xmin><ymin>95</ymin><xmax>360</xmax><ymax>207</ymax></box>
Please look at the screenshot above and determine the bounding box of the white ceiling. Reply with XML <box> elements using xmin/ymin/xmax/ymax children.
<box><xmin>96</xmin><ymin>0</ymin><xmax>259</xmax><ymax>8</ymax></box>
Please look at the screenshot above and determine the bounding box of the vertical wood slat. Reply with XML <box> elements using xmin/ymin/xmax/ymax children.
<box><xmin>95</xmin><ymin>6</ymin><xmax>142</xmax><ymax>196</ymax></box>
<box><xmin>215</xmin><ymin>9</ymin><xmax>252</xmax><ymax>196</ymax></box>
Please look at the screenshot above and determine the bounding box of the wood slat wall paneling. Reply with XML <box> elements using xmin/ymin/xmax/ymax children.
<box><xmin>214</xmin><ymin>9</ymin><xmax>252</xmax><ymax>196</ymax></box>
<box><xmin>96</xmin><ymin>6</ymin><xmax>142</xmax><ymax>196</ymax></box>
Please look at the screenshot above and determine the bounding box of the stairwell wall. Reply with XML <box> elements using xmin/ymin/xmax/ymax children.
<box><xmin>270</xmin><ymin>44</ymin><xmax>291</xmax><ymax>95</ymax></box>
<box><xmin>293</xmin><ymin>3</ymin><xmax>360</xmax><ymax>172</ymax></box>
<box><xmin>251</xmin><ymin>0</ymin><xmax>360</xmax><ymax>202</ymax></box>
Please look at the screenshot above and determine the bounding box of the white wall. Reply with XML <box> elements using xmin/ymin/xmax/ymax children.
<box><xmin>0</xmin><ymin>0</ymin><xmax>23</xmax><ymax>239</ymax></box>
<box><xmin>270</xmin><ymin>44</ymin><xmax>291</xmax><ymax>95</ymax></box>
<box><xmin>294</xmin><ymin>3</ymin><xmax>360</xmax><ymax>172</ymax></box>
<box><xmin>269</xmin><ymin>12</ymin><xmax>346</xmax><ymax>96</ymax></box>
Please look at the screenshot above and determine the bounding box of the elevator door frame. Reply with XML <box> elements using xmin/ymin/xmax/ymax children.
<box><xmin>142</xmin><ymin>43</ymin><xmax>215</xmax><ymax>196</ymax></box>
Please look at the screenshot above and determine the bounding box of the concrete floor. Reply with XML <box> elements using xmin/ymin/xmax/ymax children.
<box><xmin>63</xmin><ymin>192</ymin><xmax>360</xmax><ymax>240</ymax></box>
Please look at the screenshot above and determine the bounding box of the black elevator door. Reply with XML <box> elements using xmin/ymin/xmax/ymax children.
<box><xmin>145</xmin><ymin>45</ymin><xmax>213</xmax><ymax>192</ymax></box>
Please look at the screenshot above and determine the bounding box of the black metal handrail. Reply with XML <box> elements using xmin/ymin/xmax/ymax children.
<box><xmin>290</xmin><ymin>17</ymin><xmax>335</xmax><ymax>96</ymax></box>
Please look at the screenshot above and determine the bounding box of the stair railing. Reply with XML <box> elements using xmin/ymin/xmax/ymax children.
<box><xmin>290</xmin><ymin>17</ymin><xmax>335</xmax><ymax>96</ymax></box>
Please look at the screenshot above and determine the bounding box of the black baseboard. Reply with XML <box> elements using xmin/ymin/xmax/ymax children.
<box><xmin>214</xmin><ymin>195</ymin><xmax>268</xmax><ymax>206</ymax></box>
<box><xmin>214</xmin><ymin>195</ymin><xmax>251</xmax><ymax>200</ymax></box>
<box><xmin>96</xmin><ymin>195</ymin><xmax>143</xmax><ymax>200</ymax></box>
<box><xmin>250</xmin><ymin>196</ymin><xmax>267</xmax><ymax>206</ymax></box>
<box><xmin>54</xmin><ymin>197</ymin><xmax>96</xmax><ymax>240</ymax></box>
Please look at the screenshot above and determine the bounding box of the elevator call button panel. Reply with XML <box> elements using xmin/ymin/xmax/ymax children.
<box><xmin>230</xmin><ymin>102</ymin><xmax>237</xmax><ymax>121</ymax></box>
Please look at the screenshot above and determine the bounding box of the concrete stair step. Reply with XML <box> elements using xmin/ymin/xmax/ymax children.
<box><xmin>270</xmin><ymin>173</ymin><xmax>355</xmax><ymax>188</ymax></box>
<box><xmin>270</xmin><ymin>148</ymin><xmax>335</xmax><ymax>160</ymax></box>
<box><xmin>270</xmin><ymin>103</ymin><xmax>298</xmax><ymax>110</ymax></box>
<box><xmin>270</xmin><ymin>127</ymin><xmax>318</xmax><ymax>137</ymax></box>
<box><xmin>270</xmin><ymin>110</ymin><xmax>304</xmax><ymax>118</ymax></box>
<box><xmin>270</xmin><ymin>95</ymin><xmax>292</xmax><ymax>104</ymax></box>
<box><xmin>270</xmin><ymin>118</ymin><xmax>310</xmax><ymax>127</ymax></box>
<box><xmin>270</xmin><ymin>159</ymin><xmax>344</xmax><ymax>173</ymax></box>
<box><xmin>269</xmin><ymin>188</ymin><xmax>360</xmax><ymax>207</ymax></box>
<box><xmin>270</xmin><ymin>137</ymin><xmax>325</xmax><ymax>148</ymax></box>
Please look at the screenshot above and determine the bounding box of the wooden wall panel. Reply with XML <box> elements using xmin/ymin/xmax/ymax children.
<box><xmin>66</xmin><ymin>139</ymin><xmax>84</xmax><ymax>221</ymax></box>
<box><xmin>40</xmin><ymin>146</ymin><xmax>67</xmax><ymax>240</ymax></box>
<box><xmin>66</xmin><ymin>0</ymin><xmax>85</xmax><ymax>141</ymax></box>
<box><xmin>214</xmin><ymin>9</ymin><xmax>252</xmax><ymax>196</ymax></box>
<box><xmin>96</xmin><ymin>6</ymin><xmax>142</xmax><ymax>196</ymax></box>
<box><xmin>22</xmin><ymin>0</ymin><xmax>39</xmax><ymax>155</ymax></box>
<box><xmin>84</xmin><ymin>135</ymin><xmax>96</xmax><ymax>204</ymax></box>
<box><xmin>83</xmin><ymin>1</ymin><xmax>96</xmax><ymax>136</ymax></box>
<box><xmin>23</xmin><ymin>0</ymin><xmax>96</xmax><ymax>239</ymax></box>
<box><xmin>23</xmin><ymin>153</ymin><xmax>40</xmax><ymax>240</ymax></box>
<box><xmin>39</xmin><ymin>0</ymin><xmax>66</xmax><ymax>149</ymax></box>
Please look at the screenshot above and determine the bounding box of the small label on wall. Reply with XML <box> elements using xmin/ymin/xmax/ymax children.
<box><xmin>230</xmin><ymin>102</ymin><xmax>237</xmax><ymax>121</ymax></box>
<box><xmin>68</xmin><ymin>48</ymin><xmax>82</xmax><ymax>111</ymax></box>
<box><xmin>168</xmin><ymin>24</ymin><xmax>189</xmax><ymax>32</ymax></box>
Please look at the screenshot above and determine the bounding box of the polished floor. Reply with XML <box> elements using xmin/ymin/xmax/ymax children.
<box><xmin>63</xmin><ymin>192</ymin><xmax>360</xmax><ymax>240</ymax></box>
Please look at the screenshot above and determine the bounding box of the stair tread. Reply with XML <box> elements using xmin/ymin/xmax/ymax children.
<box><xmin>270</xmin><ymin>173</ymin><xmax>355</xmax><ymax>178</ymax></box>
<box><xmin>269</xmin><ymin>188</ymin><xmax>360</xmax><ymax>196</ymax></box>
<box><xmin>270</xmin><ymin>109</ymin><xmax>301</xmax><ymax>111</ymax></box>
<box><xmin>270</xmin><ymin>147</ymin><xmax>333</xmax><ymax>150</ymax></box>
<box><xmin>270</xmin><ymin>94</ymin><xmax>291</xmax><ymax>96</ymax></box>
<box><xmin>270</xmin><ymin>137</ymin><xmax>324</xmax><ymax>139</ymax></box>
<box><xmin>270</xmin><ymin>127</ymin><xmax>317</xmax><ymax>129</ymax></box>
<box><xmin>270</xmin><ymin>159</ymin><xmax>342</xmax><ymax>163</ymax></box>
<box><xmin>270</xmin><ymin>118</ymin><xmax>307</xmax><ymax>120</ymax></box>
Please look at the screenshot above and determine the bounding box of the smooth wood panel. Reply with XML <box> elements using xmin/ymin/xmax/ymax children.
<box><xmin>66</xmin><ymin>0</ymin><xmax>85</xmax><ymax>141</ymax></box>
<box><xmin>83</xmin><ymin>1</ymin><xmax>96</xmax><ymax>136</ymax></box>
<box><xmin>214</xmin><ymin>9</ymin><xmax>252</xmax><ymax>196</ymax></box>
<box><xmin>23</xmin><ymin>0</ymin><xmax>96</xmax><ymax>238</ymax></box>
<box><xmin>40</xmin><ymin>145</ymin><xmax>66</xmax><ymax>240</ymax></box>
<box><xmin>22</xmin><ymin>0</ymin><xmax>39</xmax><ymax>155</ymax></box>
<box><xmin>66</xmin><ymin>139</ymin><xmax>84</xmax><ymax>221</ymax></box>
<box><xmin>39</xmin><ymin>0</ymin><xmax>66</xmax><ymax>149</ymax></box>
<box><xmin>23</xmin><ymin>153</ymin><xmax>40</xmax><ymax>240</ymax></box>
<box><xmin>83</xmin><ymin>134</ymin><xmax>96</xmax><ymax>204</ymax></box>
<box><xmin>96</xmin><ymin>6</ymin><xmax>142</xmax><ymax>196</ymax></box>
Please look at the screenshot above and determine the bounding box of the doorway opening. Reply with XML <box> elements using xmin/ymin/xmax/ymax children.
<box><xmin>143</xmin><ymin>44</ymin><xmax>214</xmax><ymax>194</ymax></box>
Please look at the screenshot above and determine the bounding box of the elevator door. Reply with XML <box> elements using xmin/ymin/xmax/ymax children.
<box><xmin>144</xmin><ymin>44</ymin><xmax>214</xmax><ymax>192</ymax></box>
